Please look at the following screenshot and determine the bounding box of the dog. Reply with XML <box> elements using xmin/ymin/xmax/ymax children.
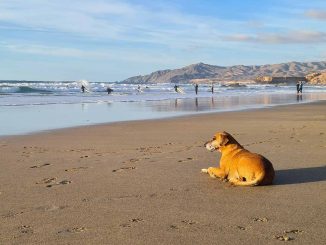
<box><xmin>202</xmin><ymin>131</ymin><xmax>275</xmax><ymax>186</ymax></box>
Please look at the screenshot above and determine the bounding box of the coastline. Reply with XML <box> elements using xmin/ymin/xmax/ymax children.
<box><xmin>1</xmin><ymin>101</ymin><xmax>325</xmax><ymax>244</ymax></box>
<box><xmin>1</xmin><ymin>92</ymin><xmax>326</xmax><ymax>137</ymax></box>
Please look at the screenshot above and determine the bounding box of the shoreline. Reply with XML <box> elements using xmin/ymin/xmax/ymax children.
<box><xmin>1</xmin><ymin>93</ymin><xmax>326</xmax><ymax>137</ymax></box>
<box><xmin>1</xmin><ymin>101</ymin><xmax>325</xmax><ymax>244</ymax></box>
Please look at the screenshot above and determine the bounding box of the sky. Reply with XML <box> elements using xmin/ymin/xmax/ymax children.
<box><xmin>1</xmin><ymin>0</ymin><xmax>326</xmax><ymax>81</ymax></box>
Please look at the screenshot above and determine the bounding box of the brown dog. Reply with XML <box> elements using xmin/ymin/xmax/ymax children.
<box><xmin>202</xmin><ymin>131</ymin><xmax>275</xmax><ymax>186</ymax></box>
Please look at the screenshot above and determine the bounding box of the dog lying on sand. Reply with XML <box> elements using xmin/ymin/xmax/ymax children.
<box><xmin>202</xmin><ymin>131</ymin><xmax>275</xmax><ymax>186</ymax></box>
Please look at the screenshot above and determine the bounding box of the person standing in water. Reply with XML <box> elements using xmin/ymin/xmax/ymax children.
<box><xmin>107</xmin><ymin>87</ymin><xmax>113</xmax><ymax>94</ymax></box>
<box><xmin>194</xmin><ymin>83</ymin><xmax>198</xmax><ymax>95</ymax></box>
<box><xmin>211</xmin><ymin>83</ymin><xmax>214</xmax><ymax>94</ymax></box>
<box><xmin>299</xmin><ymin>81</ymin><xmax>303</xmax><ymax>93</ymax></box>
<box><xmin>296</xmin><ymin>81</ymin><xmax>300</xmax><ymax>94</ymax></box>
<box><xmin>81</xmin><ymin>85</ymin><xmax>85</xmax><ymax>93</ymax></box>
<box><xmin>174</xmin><ymin>84</ymin><xmax>178</xmax><ymax>92</ymax></box>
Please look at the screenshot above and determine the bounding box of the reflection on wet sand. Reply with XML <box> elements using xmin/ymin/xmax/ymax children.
<box><xmin>150</xmin><ymin>93</ymin><xmax>326</xmax><ymax>112</ymax></box>
<box><xmin>1</xmin><ymin>92</ymin><xmax>325</xmax><ymax>136</ymax></box>
<box><xmin>297</xmin><ymin>94</ymin><xmax>303</xmax><ymax>102</ymax></box>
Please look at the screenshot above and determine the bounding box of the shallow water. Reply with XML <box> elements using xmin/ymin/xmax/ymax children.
<box><xmin>1</xmin><ymin>92</ymin><xmax>325</xmax><ymax>136</ymax></box>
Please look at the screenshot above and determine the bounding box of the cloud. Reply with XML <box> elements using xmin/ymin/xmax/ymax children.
<box><xmin>2</xmin><ymin>43</ymin><xmax>99</xmax><ymax>58</ymax></box>
<box><xmin>1</xmin><ymin>0</ymin><xmax>326</xmax><ymax>64</ymax></box>
<box><xmin>305</xmin><ymin>10</ymin><xmax>326</xmax><ymax>21</ymax></box>
<box><xmin>0</xmin><ymin>0</ymin><xmax>241</xmax><ymax>48</ymax></box>
<box><xmin>0</xmin><ymin>42</ymin><xmax>177</xmax><ymax>65</ymax></box>
<box><xmin>223</xmin><ymin>31</ymin><xmax>326</xmax><ymax>44</ymax></box>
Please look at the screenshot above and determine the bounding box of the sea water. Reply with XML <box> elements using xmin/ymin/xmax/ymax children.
<box><xmin>0</xmin><ymin>81</ymin><xmax>325</xmax><ymax>136</ymax></box>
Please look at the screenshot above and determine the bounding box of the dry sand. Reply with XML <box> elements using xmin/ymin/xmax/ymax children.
<box><xmin>0</xmin><ymin>101</ymin><xmax>325</xmax><ymax>245</ymax></box>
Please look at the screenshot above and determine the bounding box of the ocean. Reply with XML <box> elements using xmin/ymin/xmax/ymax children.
<box><xmin>1</xmin><ymin>80</ymin><xmax>325</xmax><ymax>136</ymax></box>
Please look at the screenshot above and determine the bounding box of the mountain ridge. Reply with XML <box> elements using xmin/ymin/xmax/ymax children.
<box><xmin>121</xmin><ymin>61</ymin><xmax>326</xmax><ymax>84</ymax></box>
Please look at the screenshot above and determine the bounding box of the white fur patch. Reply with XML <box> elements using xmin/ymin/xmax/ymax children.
<box><xmin>201</xmin><ymin>168</ymin><xmax>208</xmax><ymax>173</ymax></box>
<box><xmin>205</xmin><ymin>143</ymin><xmax>216</xmax><ymax>151</ymax></box>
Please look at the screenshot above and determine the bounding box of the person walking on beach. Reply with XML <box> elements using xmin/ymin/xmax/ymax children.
<box><xmin>211</xmin><ymin>83</ymin><xmax>214</xmax><ymax>94</ymax></box>
<box><xmin>194</xmin><ymin>83</ymin><xmax>199</xmax><ymax>95</ymax></box>
<box><xmin>81</xmin><ymin>85</ymin><xmax>85</xmax><ymax>93</ymax></box>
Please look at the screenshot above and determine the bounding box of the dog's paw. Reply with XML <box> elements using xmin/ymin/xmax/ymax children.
<box><xmin>201</xmin><ymin>168</ymin><xmax>208</xmax><ymax>173</ymax></box>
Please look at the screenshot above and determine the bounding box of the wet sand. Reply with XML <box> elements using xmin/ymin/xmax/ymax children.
<box><xmin>0</xmin><ymin>101</ymin><xmax>325</xmax><ymax>244</ymax></box>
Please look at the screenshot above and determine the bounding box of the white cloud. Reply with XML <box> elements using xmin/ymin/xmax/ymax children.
<box><xmin>0</xmin><ymin>42</ymin><xmax>177</xmax><ymax>65</ymax></box>
<box><xmin>223</xmin><ymin>31</ymin><xmax>326</xmax><ymax>44</ymax></box>
<box><xmin>0</xmin><ymin>0</ymin><xmax>242</xmax><ymax>48</ymax></box>
<box><xmin>305</xmin><ymin>10</ymin><xmax>326</xmax><ymax>20</ymax></box>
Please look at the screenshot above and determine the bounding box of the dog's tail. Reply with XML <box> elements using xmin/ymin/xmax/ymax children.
<box><xmin>233</xmin><ymin>172</ymin><xmax>265</xmax><ymax>187</ymax></box>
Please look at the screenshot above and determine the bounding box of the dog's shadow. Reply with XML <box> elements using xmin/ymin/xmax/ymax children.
<box><xmin>274</xmin><ymin>166</ymin><xmax>326</xmax><ymax>185</ymax></box>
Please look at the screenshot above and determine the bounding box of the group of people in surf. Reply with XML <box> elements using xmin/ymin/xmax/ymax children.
<box><xmin>81</xmin><ymin>83</ymin><xmax>215</xmax><ymax>95</ymax></box>
<box><xmin>174</xmin><ymin>83</ymin><xmax>214</xmax><ymax>94</ymax></box>
<box><xmin>296</xmin><ymin>81</ymin><xmax>304</xmax><ymax>94</ymax></box>
<box><xmin>81</xmin><ymin>85</ymin><xmax>113</xmax><ymax>94</ymax></box>
<box><xmin>81</xmin><ymin>80</ymin><xmax>305</xmax><ymax>96</ymax></box>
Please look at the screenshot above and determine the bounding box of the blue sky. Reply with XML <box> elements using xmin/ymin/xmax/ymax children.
<box><xmin>1</xmin><ymin>0</ymin><xmax>326</xmax><ymax>81</ymax></box>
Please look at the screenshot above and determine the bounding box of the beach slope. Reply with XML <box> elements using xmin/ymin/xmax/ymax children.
<box><xmin>0</xmin><ymin>101</ymin><xmax>325</xmax><ymax>244</ymax></box>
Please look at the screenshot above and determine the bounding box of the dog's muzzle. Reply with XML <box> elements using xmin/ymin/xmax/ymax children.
<box><xmin>205</xmin><ymin>141</ymin><xmax>217</xmax><ymax>152</ymax></box>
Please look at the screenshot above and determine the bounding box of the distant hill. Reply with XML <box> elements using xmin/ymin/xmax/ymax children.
<box><xmin>306</xmin><ymin>72</ymin><xmax>326</xmax><ymax>85</ymax></box>
<box><xmin>121</xmin><ymin>61</ymin><xmax>326</xmax><ymax>84</ymax></box>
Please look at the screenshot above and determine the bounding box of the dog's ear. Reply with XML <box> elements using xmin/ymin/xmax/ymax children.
<box><xmin>220</xmin><ymin>132</ymin><xmax>229</xmax><ymax>146</ymax></box>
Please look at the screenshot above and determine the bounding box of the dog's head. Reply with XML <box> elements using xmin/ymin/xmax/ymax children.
<box><xmin>205</xmin><ymin>131</ymin><xmax>230</xmax><ymax>152</ymax></box>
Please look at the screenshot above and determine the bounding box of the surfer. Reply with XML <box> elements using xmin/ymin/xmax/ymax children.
<box><xmin>299</xmin><ymin>81</ymin><xmax>303</xmax><ymax>93</ymax></box>
<box><xmin>174</xmin><ymin>84</ymin><xmax>178</xmax><ymax>92</ymax></box>
<box><xmin>296</xmin><ymin>81</ymin><xmax>300</xmax><ymax>94</ymax></box>
<box><xmin>107</xmin><ymin>87</ymin><xmax>113</xmax><ymax>94</ymax></box>
<box><xmin>194</xmin><ymin>84</ymin><xmax>198</xmax><ymax>95</ymax></box>
<box><xmin>137</xmin><ymin>85</ymin><xmax>143</xmax><ymax>93</ymax></box>
<box><xmin>81</xmin><ymin>85</ymin><xmax>85</xmax><ymax>93</ymax></box>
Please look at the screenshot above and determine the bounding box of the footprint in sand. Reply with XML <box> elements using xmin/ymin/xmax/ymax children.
<box><xmin>58</xmin><ymin>227</ymin><xmax>86</xmax><ymax>234</ymax></box>
<box><xmin>36</xmin><ymin>178</ymin><xmax>72</xmax><ymax>187</ymax></box>
<box><xmin>46</xmin><ymin>180</ymin><xmax>72</xmax><ymax>188</ymax></box>
<box><xmin>120</xmin><ymin>218</ymin><xmax>144</xmax><ymax>228</ymax></box>
<box><xmin>112</xmin><ymin>166</ymin><xmax>136</xmax><ymax>172</ymax></box>
<box><xmin>274</xmin><ymin>229</ymin><xmax>303</xmax><ymax>242</ymax></box>
<box><xmin>284</xmin><ymin>229</ymin><xmax>303</xmax><ymax>235</ymax></box>
<box><xmin>235</xmin><ymin>225</ymin><xmax>247</xmax><ymax>231</ymax></box>
<box><xmin>129</xmin><ymin>158</ymin><xmax>141</xmax><ymax>163</ymax></box>
<box><xmin>253</xmin><ymin>217</ymin><xmax>269</xmax><ymax>222</ymax></box>
<box><xmin>65</xmin><ymin>166</ymin><xmax>88</xmax><ymax>172</ymax></box>
<box><xmin>130</xmin><ymin>218</ymin><xmax>144</xmax><ymax>223</ymax></box>
<box><xmin>177</xmin><ymin>157</ymin><xmax>194</xmax><ymax>163</ymax></box>
<box><xmin>227</xmin><ymin>224</ymin><xmax>250</xmax><ymax>231</ymax></box>
<box><xmin>169</xmin><ymin>224</ymin><xmax>179</xmax><ymax>230</ymax></box>
<box><xmin>274</xmin><ymin>235</ymin><xmax>294</xmax><ymax>241</ymax></box>
<box><xmin>122</xmin><ymin>158</ymin><xmax>142</xmax><ymax>164</ymax></box>
<box><xmin>169</xmin><ymin>220</ymin><xmax>198</xmax><ymax>230</ymax></box>
<box><xmin>120</xmin><ymin>223</ymin><xmax>131</xmax><ymax>228</ymax></box>
<box><xmin>137</xmin><ymin>146</ymin><xmax>163</xmax><ymax>154</ymax></box>
<box><xmin>35</xmin><ymin>205</ymin><xmax>68</xmax><ymax>212</ymax></box>
<box><xmin>110</xmin><ymin>194</ymin><xmax>142</xmax><ymax>201</ymax></box>
<box><xmin>2</xmin><ymin>210</ymin><xmax>24</xmax><ymax>218</ymax></box>
<box><xmin>30</xmin><ymin>163</ymin><xmax>51</xmax><ymax>168</ymax></box>
<box><xmin>36</xmin><ymin>177</ymin><xmax>57</xmax><ymax>184</ymax></box>
<box><xmin>19</xmin><ymin>225</ymin><xmax>34</xmax><ymax>234</ymax></box>
<box><xmin>181</xmin><ymin>220</ymin><xmax>198</xmax><ymax>225</ymax></box>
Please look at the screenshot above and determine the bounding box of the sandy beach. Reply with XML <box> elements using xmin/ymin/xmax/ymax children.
<box><xmin>0</xmin><ymin>101</ymin><xmax>325</xmax><ymax>244</ymax></box>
